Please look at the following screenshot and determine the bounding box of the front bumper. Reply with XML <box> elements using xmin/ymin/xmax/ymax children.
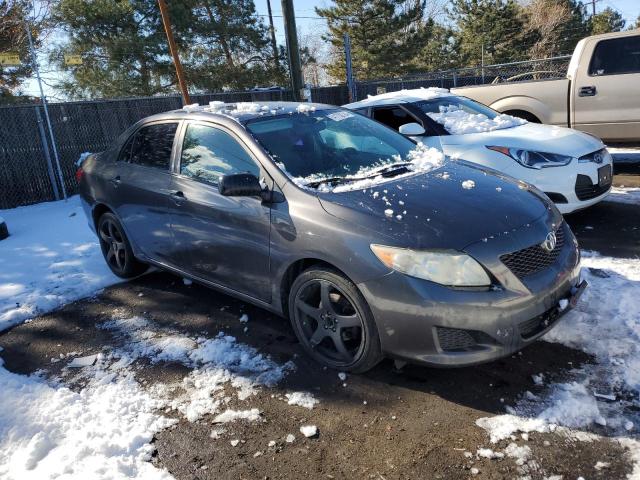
<box><xmin>357</xmin><ymin>222</ymin><xmax>582</xmax><ymax>367</ymax></box>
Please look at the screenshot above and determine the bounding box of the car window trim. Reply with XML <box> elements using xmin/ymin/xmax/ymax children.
<box><xmin>173</xmin><ymin>119</ymin><xmax>266</xmax><ymax>188</ymax></box>
<box><xmin>121</xmin><ymin>119</ymin><xmax>181</xmax><ymax>173</ymax></box>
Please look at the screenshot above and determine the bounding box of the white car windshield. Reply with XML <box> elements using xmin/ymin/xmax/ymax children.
<box><xmin>418</xmin><ymin>97</ymin><xmax>526</xmax><ymax>135</ymax></box>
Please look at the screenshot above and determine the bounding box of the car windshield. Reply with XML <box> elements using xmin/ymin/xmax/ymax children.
<box><xmin>416</xmin><ymin>97</ymin><xmax>525</xmax><ymax>135</ymax></box>
<box><xmin>245</xmin><ymin>108</ymin><xmax>426</xmax><ymax>187</ymax></box>
<box><xmin>417</xmin><ymin>97</ymin><xmax>499</xmax><ymax>119</ymax></box>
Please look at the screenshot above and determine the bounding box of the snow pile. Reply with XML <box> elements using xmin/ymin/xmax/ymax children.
<box><xmin>285</xmin><ymin>391</ymin><xmax>319</xmax><ymax>409</ymax></box>
<box><xmin>0</xmin><ymin>357</ymin><xmax>175</xmax><ymax>479</ymax></box>
<box><xmin>608</xmin><ymin>187</ymin><xmax>640</xmax><ymax>205</ymax></box>
<box><xmin>296</xmin><ymin>104</ymin><xmax>316</xmax><ymax>113</ymax></box>
<box><xmin>0</xmin><ymin>197</ymin><xmax>120</xmax><ymax>332</ymax></box>
<box><xmin>427</xmin><ymin>105</ymin><xmax>526</xmax><ymax>135</ymax></box>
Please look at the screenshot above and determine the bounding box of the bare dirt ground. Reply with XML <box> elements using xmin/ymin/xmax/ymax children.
<box><xmin>1</xmin><ymin>169</ymin><xmax>639</xmax><ymax>480</ymax></box>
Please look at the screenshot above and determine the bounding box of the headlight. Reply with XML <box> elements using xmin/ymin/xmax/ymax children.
<box><xmin>486</xmin><ymin>146</ymin><xmax>572</xmax><ymax>169</ymax></box>
<box><xmin>370</xmin><ymin>245</ymin><xmax>491</xmax><ymax>287</ymax></box>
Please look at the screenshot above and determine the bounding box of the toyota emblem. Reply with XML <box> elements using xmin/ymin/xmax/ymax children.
<box><xmin>541</xmin><ymin>231</ymin><xmax>557</xmax><ymax>252</ymax></box>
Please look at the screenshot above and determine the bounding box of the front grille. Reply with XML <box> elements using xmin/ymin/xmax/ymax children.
<box><xmin>518</xmin><ymin>306</ymin><xmax>562</xmax><ymax>339</ymax></box>
<box><xmin>575</xmin><ymin>166</ymin><xmax>612</xmax><ymax>201</ymax></box>
<box><xmin>500</xmin><ymin>225</ymin><xmax>565</xmax><ymax>279</ymax></box>
<box><xmin>436</xmin><ymin>327</ymin><xmax>496</xmax><ymax>352</ymax></box>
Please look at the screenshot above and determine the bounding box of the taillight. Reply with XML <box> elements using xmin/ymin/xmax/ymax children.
<box><xmin>75</xmin><ymin>166</ymin><xmax>84</xmax><ymax>183</ymax></box>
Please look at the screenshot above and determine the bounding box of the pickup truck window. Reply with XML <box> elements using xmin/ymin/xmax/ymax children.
<box><xmin>588</xmin><ymin>35</ymin><xmax>640</xmax><ymax>76</ymax></box>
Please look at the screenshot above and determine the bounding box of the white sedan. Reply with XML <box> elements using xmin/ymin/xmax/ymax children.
<box><xmin>344</xmin><ymin>88</ymin><xmax>613</xmax><ymax>214</ymax></box>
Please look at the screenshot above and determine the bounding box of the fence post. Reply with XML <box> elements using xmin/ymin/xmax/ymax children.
<box><xmin>453</xmin><ymin>71</ymin><xmax>457</xmax><ymax>87</ymax></box>
<box><xmin>34</xmin><ymin>105</ymin><xmax>61</xmax><ymax>201</ymax></box>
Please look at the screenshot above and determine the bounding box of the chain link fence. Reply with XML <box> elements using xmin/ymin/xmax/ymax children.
<box><xmin>0</xmin><ymin>57</ymin><xmax>570</xmax><ymax>209</ymax></box>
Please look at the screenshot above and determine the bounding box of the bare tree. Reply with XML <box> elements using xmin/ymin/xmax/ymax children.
<box><xmin>523</xmin><ymin>0</ymin><xmax>573</xmax><ymax>58</ymax></box>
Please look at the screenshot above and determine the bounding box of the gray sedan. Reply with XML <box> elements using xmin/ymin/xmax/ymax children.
<box><xmin>77</xmin><ymin>101</ymin><xmax>585</xmax><ymax>372</ymax></box>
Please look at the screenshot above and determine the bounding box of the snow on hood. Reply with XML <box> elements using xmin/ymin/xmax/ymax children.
<box><xmin>317</xmin><ymin>161</ymin><xmax>554</xmax><ymax>251</ymax></box>
<box><xmin>428</xmin><ymin>105</ymin><xmax>527</xmax><ymax>135</ymax></box>
<box><xmin>440</xmin><ymin>122</ymin><xmax>605</xmax><ymax>157</ymax></box>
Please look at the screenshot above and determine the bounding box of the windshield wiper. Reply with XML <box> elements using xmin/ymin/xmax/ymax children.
<box><xmin>305</xmin><ymin>176</ymin><xmax>363</xmax><ymax>188</ymax></box>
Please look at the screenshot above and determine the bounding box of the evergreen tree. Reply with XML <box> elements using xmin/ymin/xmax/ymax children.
<box><xmin>590</xmin><ymin>7</ymin><xmax>625</xmax><ymax>35</ymax></box>
<box><xmin>316</xmin><ymin>0</ymin><xmax>430</xmax><ymax>82</ymax></box>
<box><xmin>449</xmin><ymin>0</ymin><xmax>532</xmax><ymax>67</ymax></box>
<box><xmin>52</xmin><ymin>0</ymin><xmax>197</xmax><ymax>99</ymax></box>
<box><xmin>188</xmin><ymin>0</ymin><xmax>281</xmax><ymax>90</ymax></box>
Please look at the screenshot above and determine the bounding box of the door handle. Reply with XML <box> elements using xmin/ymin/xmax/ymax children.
<box><xmin>170</xmin><ymin>190</ymin><xmax>185</xmax><ymax>204</ymax></box>
<box><xmin>109</xmin><ymin>176</ymin><xmax>121</xmax><ymax>187</ymax></box>
<box><xmin>578</xmin><ymin>86</ymin><xmax>597</xmax><ymax>97</ymax></box>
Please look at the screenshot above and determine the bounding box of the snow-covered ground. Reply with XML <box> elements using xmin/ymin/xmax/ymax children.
<box><xmin>475</xmin><ymin>252</ymin><xmax>640</xmax><ymax>478</ymax></box>
<box><xmin>0</xmin><ymin>312</ymin><xmax>315</xmax><ymax>479</ymax></box>
<box><xmin>0</xmin><ymin>197</ymin><xmax>120</xmax><ymax>332</ymax></box>
<box><xmin>608</xmin><ymin>186</ymin><xmax>640</xmax><ymax>205</ymax></box>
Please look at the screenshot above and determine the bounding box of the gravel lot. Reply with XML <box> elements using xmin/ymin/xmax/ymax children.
<box><xmin>0</xmin><ymin>166</ymin><xmax>638</xmax><ymax>480</ymax></box>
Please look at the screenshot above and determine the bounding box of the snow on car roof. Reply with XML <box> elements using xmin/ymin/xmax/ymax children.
<box><xmin>178</xmin><ymin>101</ymin><xmax>332</xmax><ymax>123</ymax></box>
<box><xmin>344</xmin><ymin>87</ymin><xmax>452</xmax><ymax>109</ymax></box>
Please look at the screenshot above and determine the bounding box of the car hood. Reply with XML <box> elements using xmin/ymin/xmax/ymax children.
<box><xmin>439</xmin><ymin>122</ymin><xmax>604</xmax><ymax>157</ymax></box>
<box><xmin>317</xmin><ymin>161</ymin><xmax>557</xmax><ymax>251</ymax></box>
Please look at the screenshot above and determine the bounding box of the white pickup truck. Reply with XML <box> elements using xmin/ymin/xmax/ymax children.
<box><xmin>453</xmin><ymin>29</ymin><xmax>640</xmax><ymax>142</ymax></box>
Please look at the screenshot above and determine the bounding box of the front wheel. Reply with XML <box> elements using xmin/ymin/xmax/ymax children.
<box><xmin>97</xmin><ymin>212</ymin><xmax>147</xmax><ymax>278</ymax></box>
<box><xmin>288</xmin><ymin>267</ymin><xmax>383</xmax><ymax>373</ymax></box>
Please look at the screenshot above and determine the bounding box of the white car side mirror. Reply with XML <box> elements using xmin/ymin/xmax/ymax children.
<box><xmin>398</xmin><ymin>122</ymin><xmax>425</xmax><ymax>136</ymax></box>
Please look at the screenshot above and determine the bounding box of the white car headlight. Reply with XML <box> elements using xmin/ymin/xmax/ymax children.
<box><xmin>487</xmin><ymin>146</ymin><xmax>572</xmax><ymax>169</ymax></box>
<box><xmin>370</xmin><ymin>245</ymin><xmax>491</xmax><ymax>287</ymax></box>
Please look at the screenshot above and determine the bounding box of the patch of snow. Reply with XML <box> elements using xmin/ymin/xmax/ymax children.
<box><xmin>0</xmin><ymin>196</ymin><xmax>121</xmax><ymax>332</ymax></box>
<box><xmin>296</xmin><ymin>104</ymin><xmax>316</xmax><ymax>113</ymax></box>
<box><xmin>182</xmin><ymin>103</ymin><xmax>201</xmax><ymax>112</ymax></box>
<box><xmin>300</xmin><ymin>425</ymin><xmax>318</xmax><ymax>438</ymax></box>
<box><xmin>607</xmin><ymin>187</ymin><xmax>640</xmax><ymax>205</ymax></box>
<box><xmin>212</xmin><ymin>408</ymin><xmax>261</xmax><ymax>424</ymax></box>
<box><xmin>427</xmin><ymin>105</ymin><xmax>526</xmax><ymax>135</ymax></box>
<box><xmin>66</xmin><ymin>354</ymin><xmax>99</xmax><ymax>368</ymax></box>
<box><xmin>477</xmin><ymin>448</ymin><xmax>504</xmax><ymax>459</ymax></box>
<box><xmin>285</xmin><ymin>433</ymin><xmax>295</xmax><ymax>443</ymax></box>
<box><xmin>461</xmin><ymin>179</ymin><xmax>475</xmax><ymax>189</ymax></box>
<box><xmin>0</xmin><ymin>357</ymin><xmax>176</xmax><ymax>479</ymax></box>
<box><xmin>239</xmin><ymin>314</ymin><xmax>249</xmax><ymax>323</ymax></box>
<box><xmin>285</xmin><ymin>391</ymin><xmax>319</xmax><ymax>409</ymax></box>
<box><xmin>347</xmin><ymin>87</ymin><xmax>451</xmax><ymax>109</ymax></box>
<box><xmin>504</xmin><ymin>442</ymin><xmax>531</xmax><ymax>466</ymax></box>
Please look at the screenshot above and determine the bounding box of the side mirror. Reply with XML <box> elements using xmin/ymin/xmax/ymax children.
<box><xmin>398</xmin><ymin>122</ymin><xmax>426</xmax><ymax>136</ymax></box>
<box><xmin>219</xmin><ymin>173</ymin><xmax>262</xmax><ymax>197</ymax></box>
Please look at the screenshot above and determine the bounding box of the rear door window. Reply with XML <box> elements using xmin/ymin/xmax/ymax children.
<box><xmin>129</xmin><ymin>123</ymin><xmax>178</xmax><ymax>170</ymax></box>
<box><xmin>179</xmin><ymin>123</ymin><xmax>259</xmax><ymax>185</ymax></box>
<box><xmin>589</xmin><ymin>35</ymin><xmax>640</xmax><ymax>76</ymax></box>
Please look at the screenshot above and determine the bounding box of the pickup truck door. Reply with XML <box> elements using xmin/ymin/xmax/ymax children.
<box><xmin>572</xmin><ymin>34</ymin><xmax>640</xmax><ymax>141</ymax></box>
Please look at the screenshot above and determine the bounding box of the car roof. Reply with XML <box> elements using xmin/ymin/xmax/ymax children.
<box><xmin>344</xmin><ymin>87</ymin><xmax>454</xmax><ymax>109</ymax></box>
<box><xmin>141</xmin><ymin>101</ymin><xmax>338</xmax><ymax>125</ymax></box>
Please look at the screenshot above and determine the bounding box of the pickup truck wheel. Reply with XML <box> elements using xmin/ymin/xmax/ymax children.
<box><xmin>504</xmin><ymin>110</ymin><xmax>541</xmax><ymax>123</ymax></box>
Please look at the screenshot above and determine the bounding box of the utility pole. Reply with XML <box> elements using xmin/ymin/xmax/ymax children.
<box><xmin>25</xmin><ymin>16</ymin><xmax>67</xmax><ymax>200</ymax></box>
<box><xmin>344</xmin><ymin>33</ymin><xmax>356</xmax><ymax>102</ymax></box>
<box><xmin>587</xmin><ymin>0</ymin><xmax>601</xmax><ymax>16</ymax></box>
<box><xmin>280</xmin><ymin>0</ymin><xmax>304</xmax><ymax>101</ymax></box>
<box><xmin>158</xmin><ymin>0</ymin><xmax>191</xmax><ymax>105</ymax></box>
<box><xmin>266</xmin><ymin>0</ymin><xmax>280</xmax><ymax>70</ymax></box>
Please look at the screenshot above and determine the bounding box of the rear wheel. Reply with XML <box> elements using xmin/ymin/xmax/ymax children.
<box><xmin>97</xmin><ymin>212</ymin><xmax>147</xmax><ymax>278</ymax></box>
<box><xmin>288</xmin><ymin>267</ymin><xmax>383</xmax><ymax>373</ymax></box>
<box><xmin>504</xmin><ymin>109</ymin><xmax>541</xmax><ymax>123</ymax></box>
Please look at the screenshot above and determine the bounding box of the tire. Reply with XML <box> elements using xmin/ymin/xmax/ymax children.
<box><xmin>97</xmin><ymin>212</ymin><xmax>147</xmax><ymax>278</ymax></box>
<box><xmin>0</xmin><ymin>219</ymin><xmax>8</xmax><ymax>240</ymax></box>
<box><xmin>288</xmin><ymin>266</ymin><xmax>383</xmax><ymax>373</ymax></box>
